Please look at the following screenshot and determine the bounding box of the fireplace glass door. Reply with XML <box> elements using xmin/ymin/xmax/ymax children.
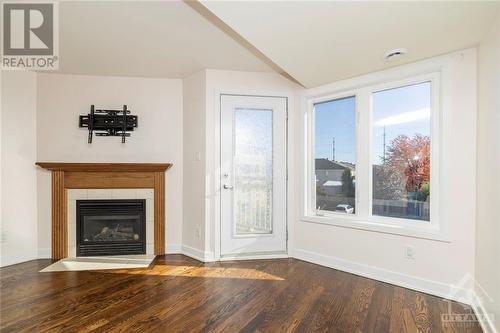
<box><xmin>77</xmin><ymin>200</ymin><xmax>146</xmax><ymax>256</ymax></box>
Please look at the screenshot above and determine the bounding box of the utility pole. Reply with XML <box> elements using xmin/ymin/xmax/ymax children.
<box><xmin>332</xmin><ymin>137</ymin><xmax>335</xmax><ymax>162</ymax></box>
<box><xmin>383</xmin><ymin>125</ymin><xmax>386</xmax><ymax>164</ymax></box>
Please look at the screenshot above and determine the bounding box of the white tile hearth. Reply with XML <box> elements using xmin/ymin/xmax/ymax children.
<box><xmin>40</xmin><ymin>254</ymin><xmax>155</xmax><ymax>272</ymax></box>
<box><xmin>67</xmin><ymin>188</ymin><xmax>155</xmax><ymax>257</ymax></box>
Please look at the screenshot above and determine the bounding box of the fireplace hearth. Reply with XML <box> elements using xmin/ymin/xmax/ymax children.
<box><xmin>77</xmin><ymin>200</ymin><xmax>146</xmax><ymax>256</ymax></box>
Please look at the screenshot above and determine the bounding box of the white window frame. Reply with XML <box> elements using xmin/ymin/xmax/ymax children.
<box><xmin>303</xmin><ymin>71</ymin><xmax>445</xmax><ymax>241</ymax></box>
<box><xmin>309</xmin><ymin>90</ymin><xmax>359</xmax><ymax>218</ymax></box>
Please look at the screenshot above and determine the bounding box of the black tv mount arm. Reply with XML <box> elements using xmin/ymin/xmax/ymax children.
<box><xmin>79</xmin><ymin>105</ymin><xmax>138</xmax><ymax>143</ymax></box>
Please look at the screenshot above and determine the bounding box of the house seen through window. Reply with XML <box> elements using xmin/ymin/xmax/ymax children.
<box><xmin>314</xmin><ymin>96</ymin><xmax>356</xmax><ymax>214</ymax></box>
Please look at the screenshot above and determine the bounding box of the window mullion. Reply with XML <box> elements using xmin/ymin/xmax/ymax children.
<box><xmin>356</xmin><ymin>89</ymin><xmax>371</xmax><ymax>219</ymax></box>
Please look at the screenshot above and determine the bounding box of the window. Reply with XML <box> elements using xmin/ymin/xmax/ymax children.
<box><xmin>314</xmin><ymin>96</ymin><xmax>356</xmax><ymax>214</ymax></box>
<box><xmin>305</xmin><ymin>73</ymin><xmax>439</xmax><ymax>236</ymax></box>
<box><xmin>372</xmin><ymin>82</ymin><xmax>431</xmax><ymax>221</ymax></box>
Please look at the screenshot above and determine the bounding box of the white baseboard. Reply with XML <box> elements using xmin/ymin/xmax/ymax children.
<box><xmin>165</xmin><ymin>244</ymin><xmax>182</xmax><ymax>254</ymax></box>
<box><xmin>293</xmin><ymin>248</ymin><xmax>471</xmax><ymax>305</ymax></box>
<box><xmin>181</xmin><ymin>245</ymin><xmax>216</xmax><ymax>262</ymax></box>
<box><xmin>471</xmin><ymin>290</ymin><xmax>498</xmax><ymax>333</ymax></box>
<box><xmin>220</xmin><ymin>252</ymin><xmax>289</xmax><ymax>261</ymax></box>
<box><xmin>1</xmin><ymin>252</ymin><xmax>38</xmax><ymax>267</ymax></box>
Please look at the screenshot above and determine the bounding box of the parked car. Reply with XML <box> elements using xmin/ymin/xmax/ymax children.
<box><xmin>335</xmin><ymin>204</ymin><xmax>354</xmax><ymax>214</ymax></box>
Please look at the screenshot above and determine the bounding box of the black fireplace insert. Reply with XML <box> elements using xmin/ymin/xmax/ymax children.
<box><xmin>76</xmin><ymin>199</ymin><xmax>146</xmax><ymax>256</ymax></box>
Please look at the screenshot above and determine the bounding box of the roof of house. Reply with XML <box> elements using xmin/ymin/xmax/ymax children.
<box><xmin>315</xmin><ymin>158</ymin><xmax>352</xmax><ymax>171</ymax></box>
<box><xmin>323</xmin><ymin>180</ymin><xmax>343</xmax><ymax>187</ymax></box>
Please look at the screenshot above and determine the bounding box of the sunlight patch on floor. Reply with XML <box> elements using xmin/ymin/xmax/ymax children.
<box><xmin>102</xmin><ymin>264</ymin><xmax>285</xmax><ymax>280</ymax></box>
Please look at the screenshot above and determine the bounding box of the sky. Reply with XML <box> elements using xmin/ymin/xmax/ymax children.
<box><xmin>314</xmin><ymin>81</ymin><xmax>431</xmax><ymax>165</ymax></box>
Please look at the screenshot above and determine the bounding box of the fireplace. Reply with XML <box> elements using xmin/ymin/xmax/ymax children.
<box><xmin>76</xmin><ymin>199</ymin><xmax>146</xmax><ymax>256</ymax></box>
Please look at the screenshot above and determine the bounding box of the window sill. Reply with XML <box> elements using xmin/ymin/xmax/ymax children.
<box><xmin>300</xmin><ymin>214</ymin><xmax>450</xmax><ymax>242</ymax></box>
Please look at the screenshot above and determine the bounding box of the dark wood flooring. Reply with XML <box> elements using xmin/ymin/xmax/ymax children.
<box><xmin>0</xmin><ymin>255</ymin><xmax>481</xmax><ymax>332</ymax></box>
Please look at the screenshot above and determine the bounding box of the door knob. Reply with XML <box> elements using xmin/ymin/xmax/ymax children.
<box><xmin>223</xmin><ymin>184</ymin><xmax>233</xmax><ymax>190</ymax></box>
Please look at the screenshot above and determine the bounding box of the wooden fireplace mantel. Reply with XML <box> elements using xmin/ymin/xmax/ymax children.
<box><xmin>36</xmin><ymin>162</ymin><xmax>172</xmax><ymax>172</ymax></box>
<box><xmin>36</xmin><ymin>162</ymin><xmax>172</xmax><ymax>259</ymax></box>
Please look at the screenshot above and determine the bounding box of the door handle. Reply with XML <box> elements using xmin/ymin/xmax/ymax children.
<box><xmin>223</xmin><ymin>184</ymin><xmax>233</xmax><ymax>190</ymax></box>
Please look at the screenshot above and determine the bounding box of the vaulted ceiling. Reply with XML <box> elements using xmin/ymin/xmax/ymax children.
<box><xmin>200</xmin><ymin>1</ymin><xmax>500</xmax><ymax>87</ymax></box>
<box><xmin>56</xmin><ymin>1</ymin><xmax>499</xmax><ymax>87</ymax></box>
<box><xmin>57</xmin><ymin>1</ymin><xmax>273</xmax><ymax>78</ymax></box>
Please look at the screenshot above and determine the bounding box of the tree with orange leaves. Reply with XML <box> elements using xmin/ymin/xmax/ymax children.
<box><xmin>385</xmin><ymin>134</ymin><xmax>430</xmax><ymax>199</ymax></box>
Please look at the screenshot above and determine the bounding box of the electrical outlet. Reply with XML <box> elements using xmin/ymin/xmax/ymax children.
<box><xmin>196</xmin><ymin>226</ymin><xmax>201</xmax><ymax>239</ymax></box>
<box><xmin>404</xmin><ymin>245</ymin><xmax>415</xmax><ymax>260</ymax></box>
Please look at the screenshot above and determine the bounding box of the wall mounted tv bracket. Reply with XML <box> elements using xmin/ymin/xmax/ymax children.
<box><xmin>79</xmin><ymin>105</ymin><xmax>138</xmax><ymax>143</ymax></box>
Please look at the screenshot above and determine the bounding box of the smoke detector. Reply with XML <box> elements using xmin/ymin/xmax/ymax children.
<box><xmin>383</xmin><ymin>48</ymin><xmax>408</xmax><ymax>62</ymax></box>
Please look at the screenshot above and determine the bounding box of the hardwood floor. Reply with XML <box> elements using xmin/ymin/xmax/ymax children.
<box><xmin>0</xmin><ymin>255</ymin><xmax>482</xmax><ymax>333</ymax></box>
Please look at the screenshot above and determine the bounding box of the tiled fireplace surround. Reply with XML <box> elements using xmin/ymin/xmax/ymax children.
<box><xmin>36</xmin><ymin>162</ymin><xmax>171</xmax><ymax>259</ymax></box>
<box><xmin>67</xmin><ymin>189</ymin><xmax>155</xmax><ymax>257</ymax></box>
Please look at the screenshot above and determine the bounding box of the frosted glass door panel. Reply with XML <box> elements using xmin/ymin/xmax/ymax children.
<box><xmin>234</xmin><ymin>109</ymin><xmax>273</xmax><ymax>235</ymax></box>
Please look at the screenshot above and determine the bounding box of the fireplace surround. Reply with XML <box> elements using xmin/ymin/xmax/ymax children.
<box><xmin>77</xmin><ymin>199</ymin><xmax>146</xmax><ymax>256</ymax></box>
<box><xmin>36</xmin><ymin>162</ymin><xmax>172</xmax><ymax>259</ymax></box>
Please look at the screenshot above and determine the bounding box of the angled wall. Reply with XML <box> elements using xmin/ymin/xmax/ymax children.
<box><xmin>476</xmin><ymin>8</ymin><xmax>500</xmax><ymax>332</ymax></box>
<box><xmin>0</xmin><ymin>71</ymin><xmax>38</xmax><ymax>266</ymax></box>
<box><xmin>36</xmin><ymin>74</ymin><xmax>184</xmax><ymax>255</ymax></box>
<box><xmin>182</xmin><ymin>70</ymin><xmax>207</xmax><ymax>257</ymax></box>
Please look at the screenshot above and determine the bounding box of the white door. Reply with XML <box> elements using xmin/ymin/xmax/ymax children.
<box><xmin>220</xmin><ymin>95</ymin><xmax>287</xmax><ymax>257</ymax></box>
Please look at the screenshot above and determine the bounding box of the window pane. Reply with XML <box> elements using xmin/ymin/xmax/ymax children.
<box><xmin>372</xmin><ymin>82</ymin><xmax>431</xmax><ymax>221</ymax></box>
<box><xmin>234</xmin><ymin>108</ymin><xmax>273</xmax><ymax>234</ymax></box>
<box><xmin>314</xmin><ymin>96</ymin><xmax>356</xmax><ymax>214</ymax></box>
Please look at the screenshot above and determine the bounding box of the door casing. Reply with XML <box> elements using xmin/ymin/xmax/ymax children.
<box><xmin>213</xmin><ymin>92</ymin><xmax>293</xmax><ymax>261</ymax></box>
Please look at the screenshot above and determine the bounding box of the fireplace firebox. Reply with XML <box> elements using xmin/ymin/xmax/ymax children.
<box><xmin>76</xmin><ymin>200</ymin><xmax>146</xmax><ymax>256</ymax></box>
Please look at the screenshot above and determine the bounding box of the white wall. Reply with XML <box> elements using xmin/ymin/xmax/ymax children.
<box><xmin>36</xmin><ymin>74</ymin><xmax>183</xmax><ymax>255</ymax></box>
<box><xmin>0</xmin><ymin>71</ymin><xmax>38</xmax><ymax>266</ymax></box>
<box><xmin>476</xmin><ymin>9</ymin><xmax>500</xmax><ymax>332</ymax></box>
<box><xmin>294</xmin><ymin>50</ymin><xmax>478</xmax><ymax>302</ymax></box>
<box><xmin>181</xmin><ymin>69</ymin><xmax>302</xmax><ymax>260</ymax></box>
<box><xmin>204</xmin><ymin>70</ymin><xmax>302</xmax><ymax>259</ymax></box>
<box><xmin>182</xmin><ymin>71</ymin><xmax>206</xmax><ymax>252</ymax></box>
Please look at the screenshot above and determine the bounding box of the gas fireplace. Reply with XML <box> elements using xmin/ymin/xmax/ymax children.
<box><xmin>76</xmin><ymin>200</ymin><xmax>146</xmax><ymax>256</ymax></box>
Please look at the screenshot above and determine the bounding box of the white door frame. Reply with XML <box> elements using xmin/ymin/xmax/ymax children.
<box><xmin>213</xmin><ymin>91</ymin><xmax>294</xmax><ymax>261</ymax></box>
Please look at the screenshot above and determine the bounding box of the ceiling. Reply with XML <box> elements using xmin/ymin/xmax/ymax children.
<box><xmin>56</xmin><ymin>1</ymin><xmax>499</xmax><ymax>87</ymax></box>
<box><xmin>201</xmin><ymin>1</ymin><xmax>500</xmax><ymax>87</ymax></box>
<box><xmin>57</xmin><ymin>1</ymin><xmax>273</xmax><ymax>78</ymax></box>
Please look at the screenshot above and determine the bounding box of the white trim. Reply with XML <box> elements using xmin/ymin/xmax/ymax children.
<box><xmin>213</xmin><ymin>89</ymin><xmax>295</xmax><ymax>261</ymax></box>
<box><xmin>181</xmin><ymin>245</ymin><xmax>216</xmax><ymax>262</ymax></box>
<box><xmin>300</xmin><ymin>215</ymin><xmax>448</xmax><ymax>242</ymax></box>
<box><xmin>471</xmin><ymin>292</ymin><xmax>498</xmax><ymax>333</ymax></box>
<box><xmin>366</xmin><ymin>74</ymin><xmax>441</xmax><ymax>231</ymax></box>
<box><xmin>219</xmin><ymin>94</ymin><xmax>287</xmax><ymax>255</ymax></box>
<box><xmin>302</xmin><ymin>51</ymin><xmax>461</xmax><ymax>241</ymax></box>
<box><xmin>220</xmin><ymin>252</ymin><xmax>289</xmax><ymax>261</ymax></box>
<box><xmin>293</xmin><ymin>248</ymin><xmax>471</xmax><ymax>304</ymax></box>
